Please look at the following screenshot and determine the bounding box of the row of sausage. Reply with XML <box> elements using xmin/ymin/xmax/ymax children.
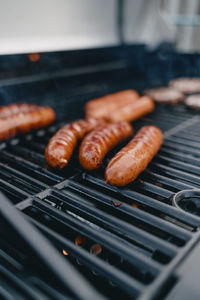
<box><xmin>0</xmin><ymin>90</ymin><xmax>163</xmax><ymax>186</ymax></box>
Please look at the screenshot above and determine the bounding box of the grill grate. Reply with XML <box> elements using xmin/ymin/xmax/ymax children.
<box><xmin>1</xmin><ymin>46</ymin><xmax>200</xmax><ymax>299</ymax></box>
<box><xmin>0</xmin><ymin>102</ymin><xmax>200</xmax><ymax>299</ymax></box>
<box><xmin>0</xmin><ymin>235</ymin><xmax>71</xmax><ymax>300</ymax></box>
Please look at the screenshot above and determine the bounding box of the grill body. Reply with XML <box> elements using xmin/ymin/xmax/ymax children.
<box><xmin>1</xmin><ymin>45</ymin><xmax>200</xmax><ymax>300</ymax></box>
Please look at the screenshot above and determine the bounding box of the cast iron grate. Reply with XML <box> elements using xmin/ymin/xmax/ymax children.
<box><xmin>1</xmin><ymin>100</ymin><xmax>200</xmax><ymax>299</ymax></box>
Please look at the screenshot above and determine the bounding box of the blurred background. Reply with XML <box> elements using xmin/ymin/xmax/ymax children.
<box><xmin>1</xmin><ymin>0</ymin><xmax>200</xmax><ymax>54</ymax></box>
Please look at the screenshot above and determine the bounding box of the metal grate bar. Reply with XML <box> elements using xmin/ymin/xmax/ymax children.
<box><xmin>32</xmin><ymin>198</ymin><xmax>163</xmax><ymax>276</ymax></box>
<box><xmin>151</xmin><ymin>163</ymin><xmax>200</xmax><ymax>187</ymax></box>
<box><xmin>132</xmin><ymin>180</ymin><xmax>173</xmax><ymax>199</ymax></box>
<box><xmin>179</xmin><ymin>129</ymin><xmax>200</xmax><ymax>137</ymax></box>
<box><xmin>29</xmin><ymin>215</ymin><xmax>144</xmax><ymax>297</ymax></box>
<box><xmin>159</xmin><ymin>148</ymin><xmax>200</xmax><ymax>167</ymax></box>
<box><xmin>0</xmin><ymin>265</ymin><xmax>46</xmax><ymax>300</ymax></box>
<box><xmin>0</xmin><ymin>239</ymin><xmax>70</xmax><ymax>300</ymax></box>
<box><xmin>10</xmin><ymin>144</ymin><xmax>45</xmax><ymax>165</ymax></box>
<box><xmin>173</xmin><ymin>132</ymin><xmax>200</xmax><ymax>143</ymax></box>
<box><xmin>162</xmin><ymin>141</ymin><xmax>200</xmax><ymax>156</ymax></box>
<box><xmin>0</xmin><ymin>192</ymin><xmax>103</xmax><ymax>300</ymax></box>
<box><xmin>163</xmin><ymin>116</ymin><xmax>200</xmax><ymax>138</ymax></box>
<box><xmin>154</xmin><ymin>155</ymin><xmax>200</xmax><ymax>176</ymax></box>
<box><xmin>143</xmin><ymin>170</ymin><xmax>194</xmax><ymax>191</ymax></box>
<box><xmin>0</xmin><ymin>179</ymin><xmax>29</xmax><ymax>203</ymax></box>
<box><xmin>66</xmin><ymin>178</ymin><xmax>191</xmax><ymax>239</ymax></box>
<box><xmin>138</xmin><ymin>230</ymin><xmax>200</xmax><ymax>300</ymax></box>
<box><xmin>31</xmin><ymin>280</ymin><xmax>70</xmax><ymax>300</ymax></box>
<box><xmin>0</xmin><ymin>248</ymin><xmax>23</xmax><ymax>271</ymax></box>
<box><xmin>51</xmin><ymin>188</ymin><xmax>178</xmax><ymax>260</ymax></box>
<box><xmin>0</xmin><ymin>150</ymin><xmax>63</xmax><ymax>185</ymax></box>
<box><xmin>0</xmin><ymin>162</ymin><xmax>48</xmax><ymax>190</ymax></box>
<box><xmin>83</xmin><ymin>174</ymin><xmax>200</xmax><ymax>228</ymax></box>
<box><xmin>22</xmin><ymin>139</ymin><xmax>46</xmax><ymax>153</ymax></box>
<box><xmin>166</xmin><ymin>136</ymin><xmax>200</xmax><ymax>149</ymax></box>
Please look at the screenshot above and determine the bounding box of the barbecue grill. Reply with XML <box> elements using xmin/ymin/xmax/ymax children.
<box><xmin>1</xmin><ymin>45</ymin><xmax>200</xmax><ymax>300</ymax></box>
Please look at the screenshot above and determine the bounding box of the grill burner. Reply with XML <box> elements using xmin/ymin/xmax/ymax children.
<box><xmin>1</xmin><ymin>46</ymin><xmax>200</xmax><ymax>300</ymax></box>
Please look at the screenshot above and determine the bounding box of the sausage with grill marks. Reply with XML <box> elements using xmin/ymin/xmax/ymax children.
<box><xmin>79</xmin><ymin>122</ymin><xmax>133</xmax><ymax>170</ymax></box>
<box><xmin>105</xmin><ymin>126</ymin><xmax>163</xmax><ymax>186</ymax></box>
<box><xmin>85</xmin><ymin>90</ymin><xmax>139</xmax><ymax>120</ymax></box>
<box><xmin>106</xmin><ymin>96</ymin><xmax>154</xmax><ymax>123</ymax></box>
<box><xmin>0</xmin><ymin>106</ymin><xmax>55</xmax><ymax>141</ymax></box>
<box><xmin>45</xmin><ymin>118</ymin><xmax>100</xmax><ymax>169</ymax></box>
<box><xmin>0</xmin><ymin>103</ymin><xmax>39</xmax><ymax>119</ymax></box>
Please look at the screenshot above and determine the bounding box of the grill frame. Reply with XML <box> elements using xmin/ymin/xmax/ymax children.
<box><xmin>1</xmin><ymin>45</ymin><xmax>200</xmax><ymax>299</ymax></box>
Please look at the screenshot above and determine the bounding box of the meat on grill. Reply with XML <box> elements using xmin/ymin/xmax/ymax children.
<box><xmin>184</xmin><ymin>94</ymin><xmax>200</xmax><ymax>110</ymax></box>
<box><xmin>105</xmin><ymin>125</ymin><xmax>163</xmax><ymax>186</ymax></box>
<box><xmin>144</xmin><ymin>87</ymin><xmax>184</xmax><ymax>104</ymax></box>
<box><xmin>45</xmin><ymin>118</ymin><xmax>100</xmax><ymax>169</ymax></box>
<box><xmin>105</xmin><ymin>96</ymin><xmax>154</xmax><ymax>122</ymax></box>
<box><xmin>0</xmin><ymin>103</ymin><xmax>39</xmax><ymax>119</ymax></box>
<box><xmin>0</xmin><ymin>106</ymin><xmax>55</xmax><ymax>141</ymax></box>
<box><xmin>169</xmin><ymin>77</ymin><xmax>200</xmax><ymax>94</ymax></box>
<box><xmin>79</xmin><ymin>121</ymin><xmax>133</xmax><ymax>170</ymax></box>
<box><xmin>85</xmin><ymin>89</ymin><xmax>139</xmax><ymax>120</ymax></box>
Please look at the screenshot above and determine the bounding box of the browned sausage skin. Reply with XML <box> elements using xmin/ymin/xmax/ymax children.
<box><xmin>45</xmin><ymin>118</ymin><xmax>100</xmax><ymax>169</ymax></box>
<box><xmin>85</xmin><ymin>90</ymin><xmax>139</xmax><ymax>120</ymax></box>
<box><xmin>0</xmin><ymin>103</ymin><xmax>39</xmax><ymax>119</ymax></box>
<box><xmin>105</xmin><ymin>126</ymin><xmax>163</xmax><ymax>186</ymax></box>
<box><xmin>0</xmin><ymin>106</ymin><xmax>55</xmax><ymax>141</ymax></box>
<box><xmin>106</xmin><ymin>96</ymin><xmax>154</xmax><ymax>123</ymax></box>
<box><xmin>79</xmin><ymin>122</ymin><xmax>133</xmax><ymax>170</ymax></box>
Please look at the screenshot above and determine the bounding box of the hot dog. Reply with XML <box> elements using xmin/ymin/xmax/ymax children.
<box><xmin>106</xmin><ymin>96</ymin><xmax>154</xmax><ymax>123</ymax></box>
<box><xmin>45</xmin><ymin>118</ymin><xmax>100</xmax><ymax>169</ymax></box>
<box><xmin>79</xmin><ymin>122</ymin><xmax>133</xmax><ymax>170</ymax></box>
<box><xmin>0</xmin><ymin>106</ymin><xmax>55</xmax><ymax>141</ymax></box>
<box><xmin>105</xmin><ymin>126</ymin><xmax>163</xmax><ymax>186</ymax></box>
<box><xmin>0</xmin><ymin>103</ymin><xmax>39</xmax><ymax>119</ymax></box>
<box><xmin>85</xmin><ymin>90</ymin><xmax>139</xmax><ymax>120</ymax></box>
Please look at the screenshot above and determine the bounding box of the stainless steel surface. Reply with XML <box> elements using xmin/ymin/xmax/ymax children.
<box><xmin>0</xmin><ymin>0</ymin><xmax>200</xmax><ymax>54</ymax></box>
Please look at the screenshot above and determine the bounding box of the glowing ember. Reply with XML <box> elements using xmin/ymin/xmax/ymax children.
<box><xmin>62</xmin><ymin>249</ymin><xmax>69</xmax><ymax>256</ymax></box>
<box><xmin>75</xmin><ymin>235</ymin><xmax>86</xmax><ymax>246</ymax></box>
<box><xmin>28</xmin><ymin>53</ymin><xmax>40</xmax><ymax>62</ymax></box>
<box><xmin>90</xmin><ymin>244</ymin><xmax>102</xmax><ymax>256</ymax></box>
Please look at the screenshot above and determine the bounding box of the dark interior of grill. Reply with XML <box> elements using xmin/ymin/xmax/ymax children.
<box><xmin>1</xmin><ymin>45</ymin><xmax>200</xmax><ymax>300</ymax></box>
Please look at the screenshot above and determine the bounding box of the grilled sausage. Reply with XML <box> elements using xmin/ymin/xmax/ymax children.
<box><xmin>106</xmin><ymin>96</ymin><xmax>154</xmax><ymax>123</ymax></box>
<box><xmin>0</xmin><ymin>106</ymin><xmax>55</xmax><ymax>141</ymax></box>
<box><xmin>85</xmin><ymin>90</ymin><xmax>139</xmax><ymax>120</ymax></box>
<box><xmin>105</xmin><ymin>126</ymin><xmax>163</xmax><ymax>186</ymax></box>
<box><xmin>0</xmin><ymin>103</ymin><xmax>39</xmax><ymax>119</ymax></box>
<box><xmin>45</xmin><ymin>118</ymin><xmax>100</xmax><ymax>169</ymax></box>
<box><xmin>79</xmin><ymin>122</ymin><xmax>133</xmax><ymax>170</ymax></box>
